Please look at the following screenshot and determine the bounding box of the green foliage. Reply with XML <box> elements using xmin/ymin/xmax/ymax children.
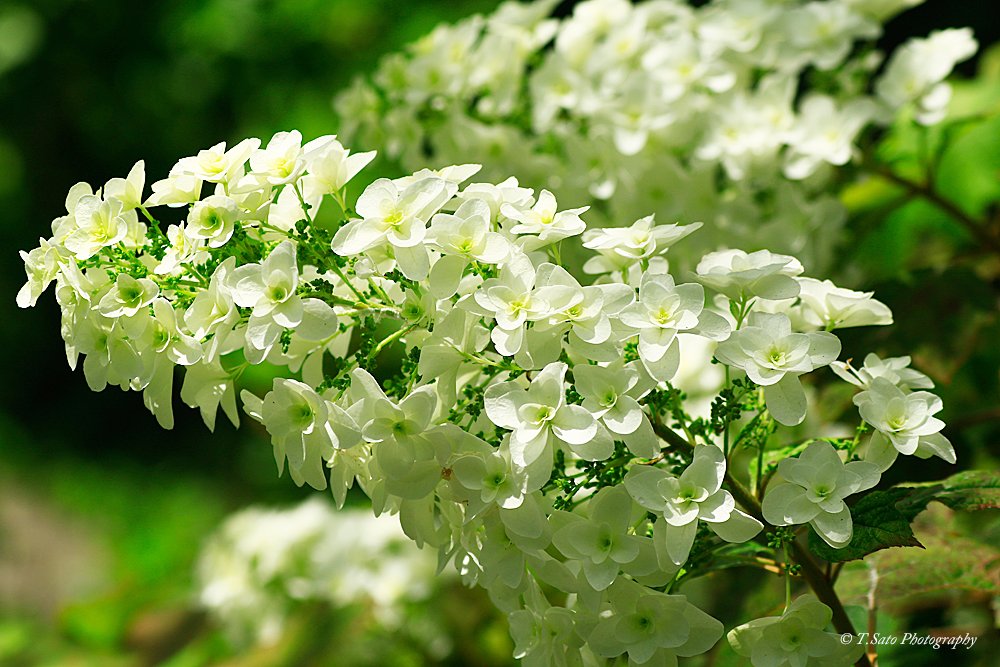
<box><xmin>811</xmin><ymin>470</ymin><xmax>1000</xmax><ymax>562</ymax></box>
<box><xmin>809</xmin><ymin>488</ymin><xmax>924</xmax><ymax>563</ymax></box>
<box><xmin>897</xmin><ymin>470</ymin><xmax>1000</xmax><ymax>512</ymax></box>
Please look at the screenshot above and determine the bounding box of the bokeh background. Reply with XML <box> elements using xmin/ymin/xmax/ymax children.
<box><xmin>0</xmin><ymin>1</ymin><xmax>997</xmax><ymax>665</ymax></box>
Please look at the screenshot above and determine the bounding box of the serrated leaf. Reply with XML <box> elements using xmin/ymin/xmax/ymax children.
<box><xmin>810</xmin><ymin>471</ymin><xmax>1000</xmax><ymax>563</ymax></box>
<box><xmin>897</xmin><ymin>470</ymin><xmax>1000</xmax><ymax>512</ymax></box>
<box><xmin>808</xmin><ymin>488</ymin><xmax>924</xmax><ymax>563</ymax></box>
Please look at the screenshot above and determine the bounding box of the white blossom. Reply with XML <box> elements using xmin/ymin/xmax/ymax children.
<box><xmin>762</xmin><ymin>442</ymin><xmax>880</xmax><ymax>548</ymax></box>
<box><xmin>625</xmin><ymin>444</ymin><xmax>763</xmax><ymax>565</ymax></box>
<box><xmin>854</xmin><ymin>377</ymin><xmax>955</xmax><ymax>470</ymax></box>
<box><xmin>831</xmin><ymin>352</ymin><xmax>933</xmax><ymax>390</ymax></box>
<box><xmin>728</xmin><ymin>594</ymin><xmax>865</xmax><ymax>666</ymax></box>
<box><xmin>714</xmin><ymin>312</ymin><xmax>841</xmax><ymax>425</ymax></box>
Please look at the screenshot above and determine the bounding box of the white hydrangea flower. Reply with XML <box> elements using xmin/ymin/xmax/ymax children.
<box><xmin>782</xmin><ymin>1</ymin><xmax>878</xmax><ymax>70</ymax></box>
<box><xmin>175</xmin><ymin>138</ymin><xmax>260</xmax><ymax>185</ymax></box>
<box><xmin>426</xmin><ymin>198</ymin><xmax>511</xmax><ymax>298</ymax></box>
<box><xmin>198</xmin><ymin>500</ymin><xmax>438</xmax><ymax>646</ymax></box>
<box><xmin>620</xmin><ymin>271</ymin><xmax>731</xmax><ymax>380</ymax></box>
<box><xmin>876</xmin><ymin>28</ymin><xmax>977</xmax><ymax>124</ymax></box>
<box><xmin>331</xmin><ymin>175</ymin><xmax>455</xmax><ymax>280</ymax></box>
<box><xmin>696</xmin><ymin>250</ymin><xmax>804</xmax><ymax>302</ymax></box>
<box><xmin>791</xmin><ymin>277</ymin><xmax>893</xmax><ymax>330</ymax></box>
<box><xmin>830</xmin><ymin>352</ymin><xmax>933</xmax><ymax>390</ymax></box>
<box><xmin>97</xmin><ymin>273</ymin><xmax>159</xmax><ymax>318</ymax></box>
<box><xmin>532</xmin><ymin>263</ymin><xmax>635</xmax><ymax>359</ymax></box>
<box><xmin>588</xmin><ymin>578</ymin><xmax>723</xmax><ymax>666</ymax></box>
<box><xmin>180</xmin><ymin>359</ymin><xmax>241</xmax><ymax>432</ymax></box>
<box><xmin>625</xmin><ymin>445</ymin><xmax>763</xmax><ymax>565</ymax></box>
<box><xmin>103</xmin><ymin>160</ymin><xmax>146</xmax><ymax>211</ymax></box>
<box><xmin>229</xmin><ymin>240</ymin><xmax>304</xmax><ymax>363</ymax></box>
<box><xmin>508</xmin><ymin>589</ymin><xmax>582</xmax><ymax>667</ymax></box>
<box><xmin>762</xmin><ymin>442</ymin><xmax>880</xmax><ymax>548</ymax></box>
<box><xmin>472</xmin><ymin>254</ymin><xmax>557</xmax><ymax>356</ymax></box>
<box><xmin>484</xmin><ymin>361</ymin><xmax>605</xmax><ymax>467</ymax></box>
<box><xmin>301</xmin><ymin>134</ymin><xmax>376</xmax><ymax>196</ymax></box>
<box><xmin>17</xmin><ymin>237</ymin><xmax>70</xmax><ymax>308</ymax></box>
<box><xmin>242</xmin><ymin>378</ymin><xmax>359</xmax><ymax>490</ymax></box>
<box><xmin>501</xmin><ymin>189</ymin><xmax>588</xmax><ymax>250</ymax></box>
<box><xmin>185</xmin><ymin>194</ymin><xmax>241</xmax><ymax>247</ymax></box>
<box><xmin>63</xmin><ymin>194</ymin><xmax>136</xmax><ymax>260</ymax></box>
<box><xmin>728</xmin><ymin>594</ymin><xmax>865</xmax><ymax>666</ymax></box>
<box><xmin>783</xmin><ymin>96</ymin><xmax>875</xmax><ymax>180</ymax></box>
<box><xmin>23</xmin><ymin>128</ymin><xmax>966</xmax><ymax>667</ymax></box>
<box><xmin>714</xmin><ymin>312</ymin><xmax>841</xmax><ymax>425</ymax></box>
<box><xmin>249</xmin><ymin>130</ymin><xmax>307</xmax><ymax>185</ymax></box>
<box><xmin>451</xmin><ymin>446</ymin><xmax>528</xmax><ymax>511</ymax></box>
<box><xmin>854</xmin><ymin>377</ymin><xmax>955</xmax><ymax>470</ymax></box>
<box><xmin>581</xmin><ymin>216</ymin><xmax>702</xmax><ymax>275</ymax></box>
<box><xmin>74</xmin><ymin>313</ymin><xmax>143</xmax><ymax>392</ymax></box>
<box><xmin>572</xmin><ymin>360</ymin><xmax>658</xmax><ymax>457</ymax></box>
<box><xmin>146</xmin><ymin>164</ymin><xmax>204</xmax><ymax>207</ymax></box>
<box><xmin>551</xmin><ymin>486</ymin><xmax>646</xmax><ymax>590</ymax></box>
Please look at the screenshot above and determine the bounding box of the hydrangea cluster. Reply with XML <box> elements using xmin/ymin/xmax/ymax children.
<box><xmin>337</xmin><ymin>0</ymin><xmax>977</xmax><ymax>269</ymax></box>
<box><xmin>19</xmin><ymin>132</ymin><xmax>955</xmax><ymax>665</ymax></box>
<box><xmin>197</xmin><ymin>499</ymin><xmax>439</xmax><ymax>646</ymax></box>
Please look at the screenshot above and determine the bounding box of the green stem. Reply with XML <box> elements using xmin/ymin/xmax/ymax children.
<box><xmin>371</xmin><ymin>323</ymin><xmax>416</xmax><ymax>359</ymax></box>
<box><xmin>784</xmin><ymin>543</ymin><xmax>792</xmax><ymax>612</ymax></box>
<box><xmin>292</xmin><ymin>182</ymin><xmax>314</xmax><ymax>224</ymax></box>
<box><xmin>330</xmin><ymin>262</ymin><xmax>369</xmax><ymax>304</ymax></box>
<box><xmin>138</xmin><ymin>205</ymin><xmax>159</xmax><ymax>226</ymax></box>
<box><xmin>723</xmin><ymin>366</ymin><xmax>732</xmax><ymax>458</ymax></box>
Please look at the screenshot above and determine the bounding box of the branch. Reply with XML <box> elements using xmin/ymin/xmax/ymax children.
<box><xmin>868</xmin><ymin>163</ymin><xmax>1000</xmax><ymax>256</ymax></box>
<box><xmin>649</xmin><ymin>418</ymin><xmax>872</xmax><ymax>667</ymax></box>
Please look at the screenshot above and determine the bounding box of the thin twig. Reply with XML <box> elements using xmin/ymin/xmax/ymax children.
<box><xmin>868</xmin><ymin>163</ymin><xmax>1000</xmax><ymax>255</ymax></box>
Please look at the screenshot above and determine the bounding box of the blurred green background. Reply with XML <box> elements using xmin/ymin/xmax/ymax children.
<box><xmin>0</xmin><ymin>1</ymin><xmax>997</xmax><ymax>666</ymax></box>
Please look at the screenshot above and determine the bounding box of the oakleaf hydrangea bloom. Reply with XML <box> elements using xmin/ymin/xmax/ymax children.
<box><xmin>229</xmin><ymin>240</ymin><xmax>305</xmax><ymax>364</ymax></box>
<box><xmin>197</xmin><ymin>499</ymin><xmax>440</xmax><ymax>646</ymax></box>
<box><xmin>853</xmin><ymin>377</ymin><xmax>956</xmax><ymax>470</ymax></box>
<box><xmin>728</xmin><ymin>595</ymin><xmax>865</xmax><ymax>666</ymax></box>
<box><xmin>551</xmin><ymin>486</ymin><xmax>647</xmax><ymax>590</ymax></box>
<box><xmin>485</xmin><ymin>361</ymin><xmax>604</xmax><ymax>467</ymax></box>
<box><xmin>831</xmin><ymin>352</ymin><xmax>933</xmax><ymax>390</ymax></box>
<box><xmin>19</xmin><ymin>130</ymin><xmax>954</xmax><ymax>666</ymax></box>
<box><xmin>243</xmin><ymin>379</ymin><xmax>359</xmax><ymax>491</ymax></box>
<box><xmin>619</xmin><ymin>272</ymin><xmax>731</xmax><ymax>380</ymax></box>
<box><xmin>790</xmin><ymin>277</ymin><xmax>893</xmax><ymax>330</ymax></box>
<box><xmin>588</xmin><ymin>578</ymin><xmax>724</xmax><ymax>666</ymax></box>
<box><xmin>338</xmin><ymin>0</ymin><xmax>977</xmax><ymax>270</ymax></box>
<box><xmin>696</xmin><ymin>250</ymin><xmax>804</xmax><ymax>303</ymax></box>
<box><xmin>762</xmin><ymin>442</ymin><xmax>880</xmax><ymax>548</ymax></box>
<box><xmin>626</xmin><ymin>445</ymin><xmax>763</xmax><ymax>564</ymax></box>
<box><xmin>714</xmin><ymin>313</ymin><xmax>841</xmax><ymax>425</ymax></box>
<box><xmin>582</xmin><ymin>216</ymin><xmax>702</xmax><ymax>276</ymax></box>
<box><xmin>876</xmin><ymin>28</ymin><xmax>978</xmax><ymax>124</ymax></box>
<box><xmin>332</xmin><ymin>176</ymin><xmax>456</xmax><ymax>280</ymax></box>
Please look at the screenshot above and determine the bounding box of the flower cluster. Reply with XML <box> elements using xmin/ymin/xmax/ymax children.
<box><xmin>337</xmin><ymin>0</ymin><xmax>976</xmax><ymax>270</ymax></box>
<box><xmin>19</xmin><ymin>132</ymin><xmax>955</xmax><ymax>664</ymax></box>
<box><xmin>197</xmin><ymin>499</ymin><xmax>439</xmax><ymax>645</ymax></box>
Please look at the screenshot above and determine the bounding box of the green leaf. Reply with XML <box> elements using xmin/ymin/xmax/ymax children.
<box><xmin>810</xmin><ymin>471</ymin><xmax>1000</xmax><ymax>563</ymax></box>
<box><xmin>808</xmin><ymin>488</ymin><xmax>924</xmax><ymax>563</ymax></box>
<box><xmin>896</xmin><ymin>469</ymin><xmax>1000</xmax><ymax>512</ymax></box>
